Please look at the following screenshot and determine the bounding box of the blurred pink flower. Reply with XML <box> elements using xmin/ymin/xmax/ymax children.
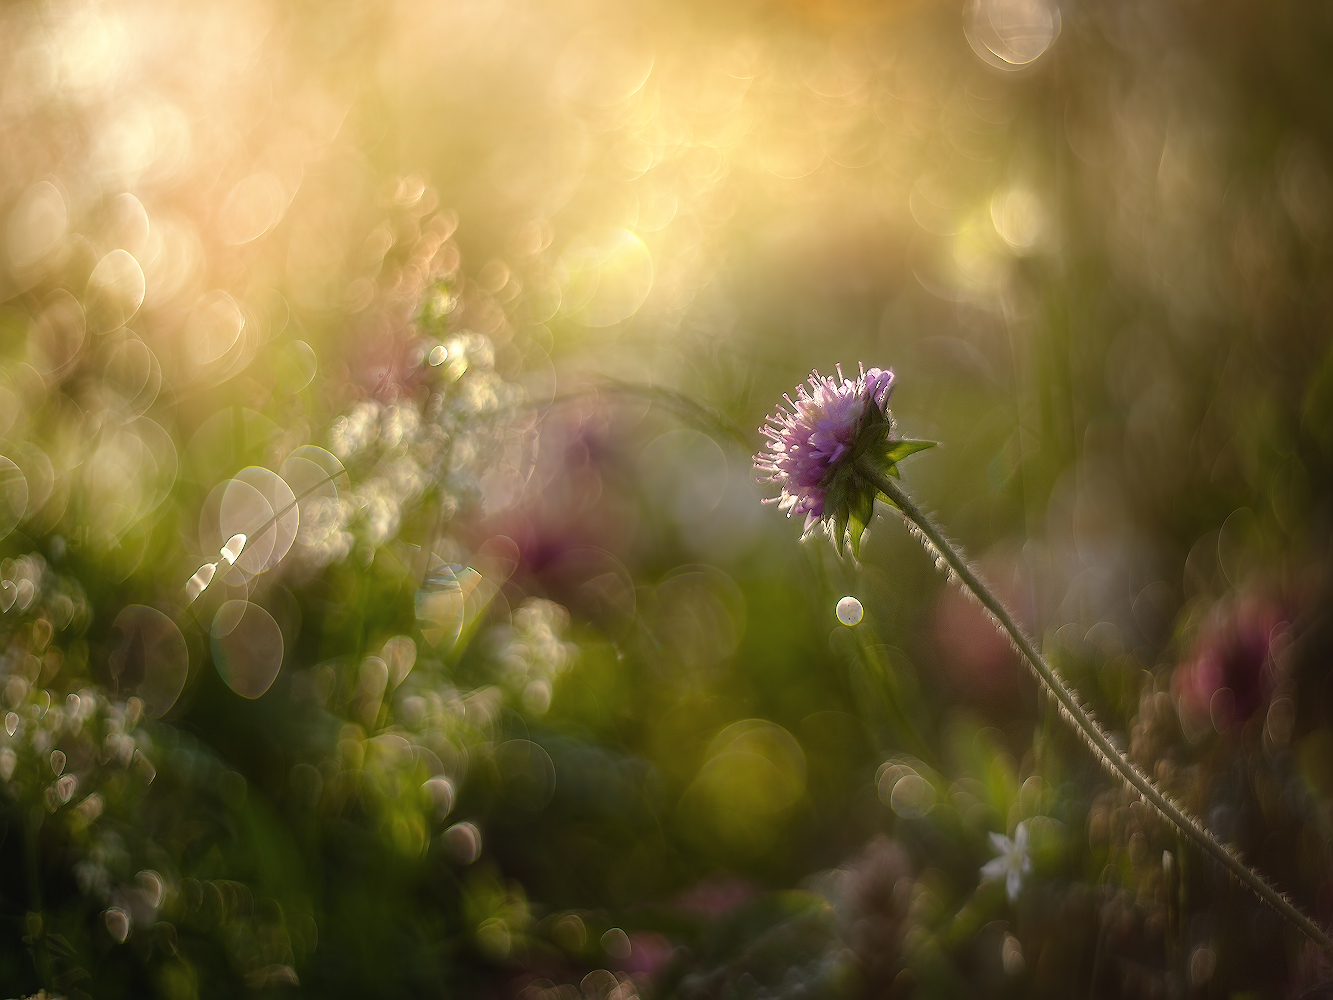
<box><xmin>1172</xmin><ymin>595</ymin><xmax>1287</xmax><ymax>731</ymax></box>
<box><xmin>931</xmin><ymin>551</ymin><xmax>1037</xmax><ymax>704</ymax></box>
<box><xmin>673</xmin><ymin>874</ymin><xmax>758</xmax><ymax>918</ymax></box>
<box><xmin>623</xmin><ymin>932</ymin><xmax>673</xmax><ymax>977</ymax></box>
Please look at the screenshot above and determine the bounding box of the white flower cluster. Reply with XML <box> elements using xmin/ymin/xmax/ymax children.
<box><xmin>312</xmin><ymin>329</ymin><xmax>525</xmax><ymax>568</ymax></box>
<box><xmin>1</xmin><ymin>553</ymin><xmax>88</xmax><ymax>630</ymax></box>
<box><xmin>0</xmin><ymin>554</ymin><xmax>113</xmax><ymax>818</ymax></box>
<box><xmin>1</xmin><ymin>683</ymin><xmax>154</xmax><ymax>829</ymax></box>
<box><xmin>292</xmin><ymin>634</ymin><xmax>493</xmax><ymax>832</ymax></box>
<box><xmin>273</xmin><ymin>216</ymin><xmax>581</xmax><ymax>865</ymax></box>
<box><xmin>492</xmin><ymin>599</ymin><xmax>578</xmax><ymax>716</ymax></box>
<box><xmin>329</xmin><ymin>401</ymin><xmax>389</xmax><ymax>461</ymax></box>
<box><xmin>521</xmin><ymin>970</ymin><xmax>640</xmax><ymax>1000</ymax></box>
<box><xmin>295</xmin><ymin>495</ymin><xmax>356</xmax><ymax>568</ymax></box>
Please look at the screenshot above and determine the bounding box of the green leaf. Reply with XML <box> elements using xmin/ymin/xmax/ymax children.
<box><xmin>823</xmin><ymin>463</ymin><xmax>852</xmax><ymax>510</ymax></box>
<box><xmin>848</xmin><ymin>515</ymin><xmax>866</xmax><ymax>559</ymax></box>
<box><xmin>833</xmin><ymin>506</ymin><xmax>849</xmax><ymax>556</ymax></box>
<box><xmin>883</xmin><ymin>438</ymin><xmax>937</xmax><ymax>465</ymax></box>
<box><xmin>818</xmin><ymin>457</ymin><xmax>855</xmax><ymax>491</ymax></box>
<box><xmin>851</xmin><ymin>420</ymin><xmax>889</xmax><ymax>462</ymax></box>
<box><xmin>847</xmin><ymin>485</ymin><xmax>874</xmax><ymax>559</ymax></box>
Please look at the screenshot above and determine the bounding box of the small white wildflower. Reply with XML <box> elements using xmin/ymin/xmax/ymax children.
<box><xmin>980</xmin><ymin>821</ymin><xmax>1032</xmax><ymax>902</ymax></box>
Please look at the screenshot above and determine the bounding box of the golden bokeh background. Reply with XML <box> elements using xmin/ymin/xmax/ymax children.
<box><xmin>4</xmin><ymin>0</ymin><xmax>1333</xmax><ymax>995</ymax></box>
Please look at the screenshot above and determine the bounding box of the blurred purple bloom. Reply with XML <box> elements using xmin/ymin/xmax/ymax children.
<box><xmin>754</xmin><ymin>364</ymin><xmax>895</xmax><ymax>535</ymax></box>
<box><xmin>981</xmin><ymin>822</ymin><xmax>1031</xmax><ymax>902</ymax></box>
<box><xmin>1173</xmin><ymin>595</ymin><xmax>1287</xmax><ymax>730</ymax></box>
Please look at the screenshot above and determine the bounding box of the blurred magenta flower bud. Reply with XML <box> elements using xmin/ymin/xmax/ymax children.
<box><xmin>1173</xmin><ymin>595</ymin><xmax>1288</xmax><ymax>732</ymax></box>
<box><xmin>754</xmin><ymin>364</ymin><xmax>933</xmax><ymax>557</ymax></box>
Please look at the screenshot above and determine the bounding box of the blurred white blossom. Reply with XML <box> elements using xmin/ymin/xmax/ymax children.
<box><xmin>981</xmin><ymin>822</ymin><xmax>1032</xmax><ymax>902</ymax></box>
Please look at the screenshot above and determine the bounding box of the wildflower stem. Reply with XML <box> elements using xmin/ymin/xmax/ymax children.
<box><xmin>25</xmin><ymin>807</ymin><xmax>50</xmax><ymax>988</ymax></box>
<box><xmin>858</xmin><ymin>461</ymin><xmax>1333</xmax><ymax>955</ymax></box>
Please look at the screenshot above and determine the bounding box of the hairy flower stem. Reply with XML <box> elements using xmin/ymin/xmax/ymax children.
<box><xmin>859</xmin><ymin>461</ymin><xmax>1333</xmax><ymax>955</ymax></box>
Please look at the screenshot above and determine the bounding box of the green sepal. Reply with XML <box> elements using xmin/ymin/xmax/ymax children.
<box><xmin>883</xmin><ymin>438</ymin><xmax>936</xmax><ymax>465</ymax></box>
<box><xmin>834</xmin><ymin>506</ymin><xmax>849</xmax><ymax>557</ymax></box>
<box><xmin>813</xmin><ymin>413</ymin><xmax>936</xmax><ymax>557</ymax></box>
<box><xmin>850</xmin><ymin>418</ymin><xmax>891</xmax><ymax>465</ymax></box>
<box><xmin>847</xmin><ymin>483</ymin><xmax>875</xmax><ymax>559</ymax></box>
<box><xmin>821</xmin><ymin>462</ymin><xmax>853</xmax><ymax>554</ymax></box>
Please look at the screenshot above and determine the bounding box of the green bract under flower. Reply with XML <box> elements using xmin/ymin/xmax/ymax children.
<box><xmin>820</xmin><ymin>401</ymin><xmax>935</xmax><ymax>558</ymax></box>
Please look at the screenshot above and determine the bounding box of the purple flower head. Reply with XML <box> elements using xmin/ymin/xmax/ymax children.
<box><xmin>755</xmin><ymin>364</ymin><xmax>894</xmax><ymax>528</ymax></box>
<box><xmin>755</xmin><ymin>364</ymin><xmax>932</xmax><ymax>557</ymax></box>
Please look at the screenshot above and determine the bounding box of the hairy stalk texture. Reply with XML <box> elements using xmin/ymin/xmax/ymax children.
<box><xmin>859</xmin><ymin>460</ymin><xmax>1333</xmax><ymax>955</ymax></box>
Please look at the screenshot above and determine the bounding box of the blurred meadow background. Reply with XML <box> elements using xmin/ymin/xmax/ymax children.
<box><xmin>2</xmin><ymin>0</ymin><xmax>1333</xmax><ymax>995</ymax></box>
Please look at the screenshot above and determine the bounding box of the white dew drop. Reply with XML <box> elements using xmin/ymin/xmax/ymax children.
<box><xmin>428</xmin><ymin>344</ymin><xmax>447</xmax><ymax>366</ymax></box>
<box><xmin>110</xmin><ymin>606</ymin><xmax>188</xmax><ymax>719</ymax></box>
<box><xmin>4</xmin><ymin>712</ymin><xmax>17</xmax><ymax>737</ymax></box>
<box><xmin>137</xmin><ymin>870</ymin><xmax>164</xmax><ymax>908</ymax></box>
<box><xmin>104</xmin><ymin>907</ymin><xmax>131</xmax><ymax>943</ymax></box>
<box><xmin>836</xmin><ymin>595</ymin><xmax>864</xmax><ymax>626</ymax></box>
<box><xmin>601</xmin><ymin>927</ymin><xmax>632</xmax><ymax>960</ymax></box>
<box><xmin>219</xmin><ymin>533</ymin><xmax>247</xmax><ymax>566</ymax></box>
<box><xmin>50</xmin><ymin>749</ymin><xmax>65</xmax><ymax>775</ymax></box>
<box><xmin>422</xmin><ymin>776</ymin><xmax>455</xmax><ymax>821</ymax></box>
<box><xmin>185</xmin><ymin>562</ymin><xmax>218</xmax><ymax>603</ymax></box>
<box><xmin>443</xmin><ymin>821</ymin><xmax>481</xmax><ymax>864</ymax></box>
<box><xmin>211</xmin><ymin>601</ymin><xmax>284</xmax><ymax>699</ymax></box>
<box><xmin>76</xmin><ymin>793</ymin><xmax>103</xmax><ymax>823</ymax></box>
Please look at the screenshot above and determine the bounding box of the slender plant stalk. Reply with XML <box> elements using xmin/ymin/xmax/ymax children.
<box><xmin>25</xmin><ymin>808</ymin><xmax>50</xmax><ymax>988</ymax></box>
<box><xmin>859</xmin><ymin>460</ymin><xmax>1333</xmax><ymax>955</ymax></box>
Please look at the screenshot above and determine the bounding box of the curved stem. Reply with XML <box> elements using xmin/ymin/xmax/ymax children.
<box><xmin>858</xmin><ymin>460</ymin><xmax>1333</xmax><ymax>955</ymax></box>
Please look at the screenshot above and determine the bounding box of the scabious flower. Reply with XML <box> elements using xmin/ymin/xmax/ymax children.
<box><xmin>981</xmin><ymin>822</ymin><xmax>1032</xmax><ymax>902</ymax></box>
<box><xmin>755</xmin><ymin>364</ymin><xmax>932</xmax><ymax>556</ymax></box>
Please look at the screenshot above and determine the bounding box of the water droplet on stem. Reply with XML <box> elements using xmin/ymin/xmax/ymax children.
<box><xmin>836</xmin><ymin>596</ymin><xmax>864</xmax><ymax>626</ymax></box>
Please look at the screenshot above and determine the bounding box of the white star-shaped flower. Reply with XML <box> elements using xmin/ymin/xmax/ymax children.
<box><xmin>980</xmin><ymin>822</ymin><xmax>1032</xmax><ymax>902</ymax></box>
